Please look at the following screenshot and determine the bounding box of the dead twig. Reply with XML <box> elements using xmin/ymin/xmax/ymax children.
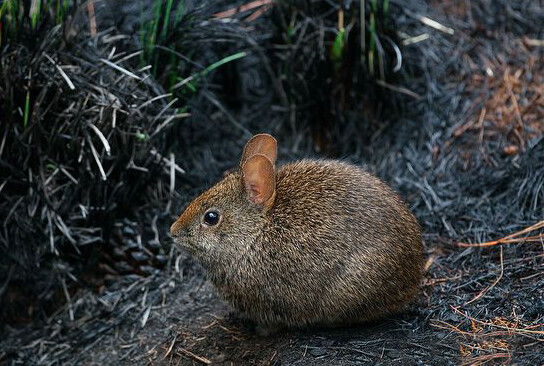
<box><xmin>450</xmin><ymin>306</ymin><xmax>544</xmax><ymax>337</ymax></box>
<box><xmin>456</xmin><ymin>221</ymin><xmax>544</xmax><ymax>247</ymax></box>
<box><xmin>178</xmin><ymin>348</ymin><xmax>211</xmax><ymax>365</ymax></box>
<box><xmin>214</xmin><ymin>0</ymin><xmax>275</xmax><ymax>20</ymax></box>
<box><xmin>462</xmin><ymin>246</ymin><xmax>504</xmax><ymax>306</ymax></box>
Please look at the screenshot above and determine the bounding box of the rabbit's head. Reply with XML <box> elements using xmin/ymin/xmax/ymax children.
<box><xmin>170</xmin><ymin>134</ymin><xmax>277</xmax><ymax>267</ymax></box>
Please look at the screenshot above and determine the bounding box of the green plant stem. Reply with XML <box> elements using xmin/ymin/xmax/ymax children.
<box><xmin>200</xmin><ymin>52</ymin><xmax>247</xmax><ymax>76</ymax></box>
<box><xmin>31</xmin><ymin>0</ymin><xmax>42</xmax><ymax>30</ymax></box>
<box><xmin>161</xmin><ymin>0</ymin><xmax>174</xmax><ymax>41</ymax></box>
<box><xmin>173</xmin><ymin>1</ymin><xmax>184</xmax><ymax>27</ymax></box>
<box><xmin>24</xmin><ymin>90</ymin><xmax>30</xmax><ymax>129</ymax></box>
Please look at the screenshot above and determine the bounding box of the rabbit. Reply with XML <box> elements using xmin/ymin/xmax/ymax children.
<box><xmin>170</xmin><ymin>134</ymin><xmax>423</xmax><ymax>333</ymax></box>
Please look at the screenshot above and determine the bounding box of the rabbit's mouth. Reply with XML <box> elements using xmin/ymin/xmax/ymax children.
<box><xmin>170</xmin><ymin>226</ymin><xmax>218</xmax><ymax>258</ymax></box>
<box><xmin>171</xmin><ymin>232</ymin><xmax>193</xmax><ymax>250</ymax></box>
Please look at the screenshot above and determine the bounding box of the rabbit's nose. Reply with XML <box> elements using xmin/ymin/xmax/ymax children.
<box><xmin>170</xmin><ymin>220</ymin><xmax>184</xmax><ymax>237</ymax></box>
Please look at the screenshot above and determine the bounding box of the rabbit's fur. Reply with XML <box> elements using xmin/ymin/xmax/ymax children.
<box><xmin>171</xmin><ymin>134</ymin><xmax>422</xmax><ymax>329</ymax></box>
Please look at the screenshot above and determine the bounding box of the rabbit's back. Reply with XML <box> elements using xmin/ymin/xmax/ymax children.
<box><xmin>240</xmin><ymin>160</ymin><xmax>422</xmax><ymax>327</ymax></box>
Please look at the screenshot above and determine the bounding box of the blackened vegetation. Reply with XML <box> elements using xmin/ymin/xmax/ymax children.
<box><xmin>1</xmin><ymin>0</ymin><xmax>543</xmax><ymax>365</ymax></box>
<box><xmin>268</xmin><ymin>0</ymin><xmax>407</xmax><ymax>153</ymax></box>
<box><xmin>0</xmin><ymin>10</ymin><xmax>184</xmax><ymax>325</ymax></box>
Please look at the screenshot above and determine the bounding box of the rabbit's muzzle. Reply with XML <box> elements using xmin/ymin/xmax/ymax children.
<box><xmin>170</xmin><ymin>219</ymin><xmax>187</xmax><ymax>238</ymax></box>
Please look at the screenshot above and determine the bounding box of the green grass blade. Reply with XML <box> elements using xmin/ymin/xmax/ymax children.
<box><xmin>0</xmin><ymin>1</ymin><xmax>9</xmax><ymax>19</ymax></box>
<box><xmin>369</xmin><ymin>11</ymin><xmax>376</xmax><ymax>76</ymax></box>
<box><xmin>331</xmin><ymin>28</ymin><xmax>346</xmax><ymax>63</ymax></box>
<box><xmin>31</xmin><ymin>0</ymin><xmax>42</xmax><ymax>30</ymax></box>
<box><xmin>175</xmin><ymin>52</ymin><xmax>247</xmax><ymax>94</ymax></box>
<box><xmin>173</xmin><ymin>1</ymin><xmax>184</xmax><ymax>27</ymax></box>
<box><xmin>55</xmin><ymin>0</ymin><xmax>70</xmax><ymax>24</ymax></box>
<box><xmin>360</xmin><ymin>0</ymin><xmax>365</xmax><ymax>56</ymax></box>
<box><xmin>24</xmin><ymin>90</ymin><xmax>31</xmax><ymax>129</ymax></box>
<box><xmin>148</xmin><ymin>0</ymin><xmax>162</xmax><ymax>53</ymax></box>
<box><xmin>0</xmin><ymin>0</ymin><xmax>18</xmax><ymax>38</ymax></box>
<box><xmin>383</xmin><ymin>0</ymin><xmax>390</xmax><ymax>17</ymax></box>
<box><xmin>161</xmin><ymin>0</ymin><xmax>174</xmax><ymax>41</ymax></box>
<box><xmin>200</xmin><ymin>52</ymin><xmax>247</xmax><ymax>76</ymax></box>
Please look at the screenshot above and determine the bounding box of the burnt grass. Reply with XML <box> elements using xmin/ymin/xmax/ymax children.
<box><xmin>1</xmin><ymin>0</ymin><xmax>543</xmax><ymax>365</ymax></box>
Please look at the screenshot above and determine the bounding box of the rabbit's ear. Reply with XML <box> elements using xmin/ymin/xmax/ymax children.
<box><xmin>240</xmin><ymin>134</ymin><xmax>277</xmax><ymax>168</ymax></box>
<box><xmin>242</xmin><ymin>154</ymin><xmax>276</xmax><ymax>210</ymax></box>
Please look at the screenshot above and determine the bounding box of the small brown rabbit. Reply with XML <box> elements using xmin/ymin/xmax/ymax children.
<box><xmin>171</xmin><ymin>134</ymin><xmax>422</xmax><ymax>332</ymax></box>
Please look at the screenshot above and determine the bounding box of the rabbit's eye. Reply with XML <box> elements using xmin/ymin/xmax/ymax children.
<box><xmin>203</xmin><ymin>211</ymin><xmax>220</xmax><ymax>226</ymax></box>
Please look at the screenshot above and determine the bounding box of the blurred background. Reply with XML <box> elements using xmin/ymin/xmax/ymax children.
<box><xmin>0</xmin><ymin>0</ymin><xmax>542</xmax><ymax>364</ymax></box>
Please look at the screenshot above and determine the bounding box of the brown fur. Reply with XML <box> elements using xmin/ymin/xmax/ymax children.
<box><xmin>171</xmin><ymin>136</ymin><xmax>423</xmax><ymax>329</ymax></box>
